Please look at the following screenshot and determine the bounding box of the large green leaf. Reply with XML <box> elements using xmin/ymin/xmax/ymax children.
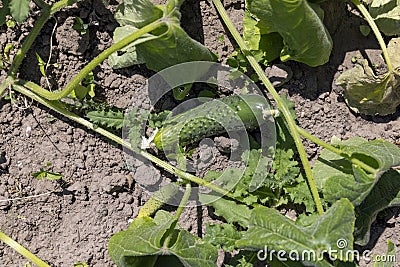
<box><xmin>204</xmin><ymin>223</ymin><xmax>242</xmax><ymax>251</ymax></box>
<box><xmin>0</xmin><ymin>0</ymin><xmax>10</xmax><ymax>26</ymax></box>
<box><xmin>369</xmin><ymin>0</ymin><xmax>400</xmax><ymax>36</ymax></box>
<box><xmin>243</xmin><ymin>10</ymin><xmax>283</xmax><ymax>64</ymax></box>
<box><xmin>246</xmin><ymin>0</ymin><xmax>332</xmax><ymax>66</ymax></box>
<box><xmin>313</xmin><ymin>137</ymin><xmax>400</xmax><ymax>205</ymax></box>
<box><xmin>199</xmin><ymin>194</ymin><xmax>251</xmax><ymax>228</ymax></box>
<box><xmin>236</xmin><ymin>199</ymin><xmax>355</xmax><ymax>266</ymax></box>
<box><xmin>336</xmin><ymin>38</ymin><xmax>400</xmax><ymax>115</ymax></box>
<box><xmin>108</xmin><ymin>216</ymin><xmax>217</xmax><ymax>267</ymax></box>
<box><xmin>354</xmin><ymin>169</ymin><xmax>400</xmax><ymax>246</ymax></box>
<box><xmin>109</xmin><ymin>0</ymin><xmax>216</xmax><ymax>70</ymax></box>
<box><xmin>114</xmin><ymin>0</ymin><xmax>163</xmax><ymax>28</ymax></box>
<box><xmin>9</xmin><ymin>0</ymin><xmax>29</xmax><ymax>23</ymax></box>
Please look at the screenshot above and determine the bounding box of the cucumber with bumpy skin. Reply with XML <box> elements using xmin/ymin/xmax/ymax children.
<box><xmin>153</xmin><ymin>94</ymin><xmax>270</xmax><ymax>151</ymax></box>
<box><xmin>137</xmin><ymin>183</ymin><xmax>179</xmax><ymax>218</ymax></box>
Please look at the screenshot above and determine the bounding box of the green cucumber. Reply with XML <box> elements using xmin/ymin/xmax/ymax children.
<box><xmin>137</xmin><ymin>183</ymin><xmax>179</xmax><ymax>218</ymax></box>
<box><xmin>153</xmin><ymin>94</ymin><xmax>270</xmax><ymax>151</ymax></box>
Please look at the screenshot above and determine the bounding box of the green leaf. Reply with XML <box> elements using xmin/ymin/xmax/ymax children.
<box><xmin>199</xmin><ymin>194</ymin><xmax>251</xmax><ymax>228</ymax></box>
<box><xmin>110</xmin><ymin>0</ymin><xmax>216</xmax><ymax>71</ymax></box>
<box><xmin>32</xmin><ymin>168</ymin><xmax>46</xmax><ymax>180</ymax></box>
<box><xmin>204</xmin><ymin>223</ymin><xmax>242</xmax><ymax>251</ymax></box>
<box><xmin>369</xmin><ymin>0</ymin><xmax>400</xmax><ymax>36</ymax></box>
<box><xmin>236</xmin><ymin>199</ymin><xmax>355</xmax><ymax>266</ymax></box>
<box><xmin>243</xmin><ymin>10</ymin><xmax>283</xmax><ymax>64</ymax></box>
<box><xmin>336</xmin><ymin>38</ymin><xmax>400</xmax><ymax>115</ymax></box>
<box><xmin>87</xmin><ymin>110</ymin><xmax>124</xmax><ymax>129</ymax></box>
<box><xmin>313</xmin><ymin>137</ymin><xmax>400</xmax><ymax>205</ymax></box>
<box><xmin>72</xmin><ymin>17</ymin><xmax>88</xmax><ymax>35</ymax></box>
<box><xmin>108</xmin><ymin>25</ymin><xmax>149</xmax><ymax>69</ymax></box>
<box><xmin>114</xmin><ymin>0</ymin><xmax>163</xmax><ymax>28</ymax></box>
<box><xmin>354</xmin><ymin>169</ymin><xmax>400</xmax><ymax>246</ymax></box>
<box><xmin>273</xmin><ymin>117</ymin><xmax>300</xmax><ymax>187</ymax></box>
<box><xmin>32</xmin><ymin>168</ymin><xmax>62</xmax><ymax>181</ymax></box>
<box><xmin>284</xmin><ymin>179</ymin><xmax>315</xmax><ymax>213</ymax></box>
<box><xmin>0</xmin><ymin>0</ymin><xmax>10</xmax><ymax>26</ymax></box>
<box><xmin>35</xmin><ymin>53</ymin><xmax>46</xmax><ymax>77</ymax></box>
<box><xmin>224</xmin><ymin>251</ymin><xmax>259</xmax><ymax>267</ymax></box>
<box><xmin>126</xmin><ymin>108</ymin><xmax>149</xmax><ymax>151</ymax></box>
<box><xmin>246</xmin><ymin>0</ymin><xmax>333</xmax><ymax>66</ymax></box>
<box><xmin>108</xmin><ymin>217</ymin><xmax>218</xmax><ymax>267</ymax></box>
<box><xmin>71</xmin><ymin>85</ymin><xmax>89</xmax><ymax>100</ymax></box>
<box><xmin>9</xmin><ymin>0</ymin><xmax>30</xmax><ymax>23</ymax></box>
<box><xmin>44</xmin><ymin>171</ymin><xmax>62</xmax><ymax>180</ymax></box>
<box><xmin>372</xmin><ymin>240</ymin><xmax>396</xmax><ymax>267</ymax></box>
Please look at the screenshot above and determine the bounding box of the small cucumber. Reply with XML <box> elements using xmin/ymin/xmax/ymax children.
<box><xmin>153</xmin><ymin>94</ymin><xmax>269</xmax><ymax>151</ymax></box>
<box><xmin>137</xmin><ymin>183</ymin><xmax>179</xmax><ymax>218</ymax></box>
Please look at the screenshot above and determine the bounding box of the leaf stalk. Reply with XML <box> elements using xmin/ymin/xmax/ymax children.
<box><xmin>26</xmin><ymin>19</ymin><xmax>165</xmax><ymax>100</ymax></box>
<box><xmin>351</xmin><ymin>0</ymin><xmax>393</xmax><ymax>72</ymax></box>
<box><xmin>0</xmin><ymin>231</ymin><xmax>51</xmax><ymax>267</ymax></box>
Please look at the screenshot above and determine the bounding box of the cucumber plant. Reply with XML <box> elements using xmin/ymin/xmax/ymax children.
<box><xmin>1</xmin><ymin>0</ymin><xmax>400</xmax><ymax>266</ymax></box>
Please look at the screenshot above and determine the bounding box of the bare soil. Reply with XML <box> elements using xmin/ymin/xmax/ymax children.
<box><xmin>0</xmin><ymin>0</ymin><xmax>399</xmax><ymax>266</ymax></box>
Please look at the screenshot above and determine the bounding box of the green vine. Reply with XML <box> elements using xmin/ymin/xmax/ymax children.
<box><xmin>212</xmin><ymin>0</ymin><xmax>324</xmax><ymax>214</ymax></box>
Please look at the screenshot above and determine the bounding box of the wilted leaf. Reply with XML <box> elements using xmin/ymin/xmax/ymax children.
<box><xmin>336</xmin><ymin>38</ymin><xmax>400</xmax><ymax>115</ymax></box>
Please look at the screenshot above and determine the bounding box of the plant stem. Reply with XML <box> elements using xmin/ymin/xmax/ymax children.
<box><xmin>163</xmin><ymin>182</ymin><xmax>191</xmax><ymax>248</ymax></box>
<box><xmin>296</xmin><ymin>126</ymin><xmax>378</xmax><ymax>175</ymax></box>
<box><xmin>33</xmin><ymin>0</ymin><xmax>50</xmax><ymax>9</ymax></box>
<box><xmin>28</xmin><ymin>20</ymin><xmax>165</xmax><ymax>100</ymax></box>
<box><xmin>0</xmin><ymin>0</ymin><xmax>79</xmax><ymax>99</ymax></box>
<box><xmin>50</xmin><ymin>0</ymin><xmax>79</xmax><ymax>14</ymax></box>
<box><xmin>7</xmin><ymin>8</ymin><xmax>51</xmax><ymax>78</ymax></box>
<box><xmin>0</xmin><ymin>231</ymin><xmax>51</xmax><ymax>267</ymax></box>
<box><xmin>175</xmin><ymin>183</ymin><xmax>191</xmax><ymax>220</ymax></box>
<box><xmin>13</xmin><ymin>83</ymin><xmax>240</xmax><ymax>202</ymax></box>
<box><xmin>212</xmin><ymin>0</ymin><xmax>324</xmax><ymax>214</ymax></box>
<box><xmin>351</xmin><ymin>0</ymin><xmax>393</xmax><ymax>72</ymax></box>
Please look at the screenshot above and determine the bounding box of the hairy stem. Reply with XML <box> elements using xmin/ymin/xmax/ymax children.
<box><xmin>296</xmin><ymin>126</ymin><xmax>378</xmax><ymax>175</ymax></box>
<box><xmin>212</xmin><ymin>0</ymin><xmax>324</xmax><ymax>214</ymax></box>
<box><xmin>13</xmin><ymin>83</ymin><xmax>240</xmax><ymax>202</ymax></box>
<box><xmin>27</xmin><ymin>20</ymin><xmax>165</xmax><ymax>100</ymax></box>
<box><xmin>163</xmin><ymin>182</ymin><xmax>191</xmax><ymax>248</ymax></box>
<box><xmin>0</xmin><ymin>231</ymin><xmax>51</xmax><ymax>267</ymax></box>
<box><xmin>7</xmin><ymin>8</ymin><xmax>50</xmax><ymax>77</ymax></box>
<box><xmin>351</xmin><ymin>0</ymin><xmax>393</xmax><ymax>72</ymax></box>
